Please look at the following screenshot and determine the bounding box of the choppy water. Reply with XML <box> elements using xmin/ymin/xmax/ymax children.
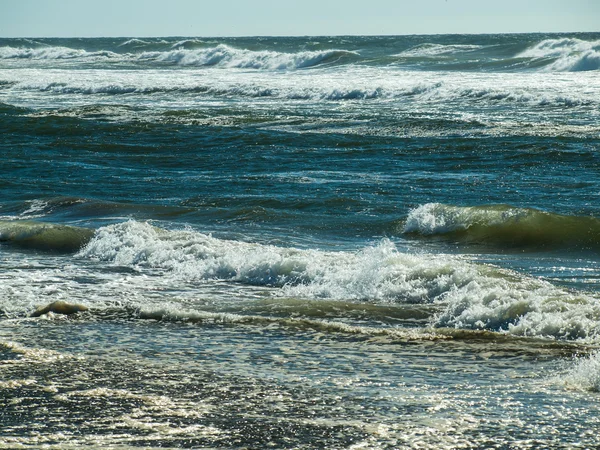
<box><xmin>1</xmin><ymin>33</ymin><xmax>600</xmax><ymax>448</ymax></box>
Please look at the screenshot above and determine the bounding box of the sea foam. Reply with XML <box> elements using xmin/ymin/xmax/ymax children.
<box><xmin>138</xmin><ymin>44</ymin><xmax>358</xmax><ymax>70</ymax></box>
<box><xmin>76</xmin><ymin>221</ymin><xmax>600</xmax><ymax>342</ymax></box>
<box><xmin>0</xmin><ymin>46</ymin><xmax>117</xmax><ymax>60</ymax></box>
<box><xmin>561</xmin><ymin>351</ymin><xmax>600</xmax><ymax>392</ymax></box>
<box><xmin>518</xmin><ymin>38</ymin><xmax>600</xmax><ymax>72</ymax></box>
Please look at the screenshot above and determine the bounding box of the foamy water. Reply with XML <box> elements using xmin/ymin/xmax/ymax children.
<box><xmin>2</xmin><ymin>33</ymin><xmax>600</xmax><ymax>448</ymax></box>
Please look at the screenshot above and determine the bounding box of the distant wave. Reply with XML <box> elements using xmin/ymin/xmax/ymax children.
<box><xmin>0</xmin><ymin>46</ymin><xmax>118</xmax><ymax>60</ymax></box>
<box><xmin>0</xmin><ymin>44</ymin><xmax>358</xmax><ymax>70</ymax></box>
<box><xmin>14</xmin><ymin>76</ymin><xmax>592</xmax><ymax>109</ymax></box>
<box><xmin>403</xmin><ymin>203</ymin><xmax>600</xmax><ymax>251</ymax></box>
<box><xmin>397</xmin><ymin>43</ymin><xmax>485</xmax><ymax>57</ymax></box>
<box><xmin>137</xmin><ymin>44</ymin><xmax>359</xmax><ymax>69</ymax></box>
<box><xmin>518</xmin><ymin>38</ymin><xmax>600</xmax><ymax>72</ymax></box>
<box><xmin>2</xmin><ymin>37</ymin><xmax>599</xmax><ymax>72</ymax></box>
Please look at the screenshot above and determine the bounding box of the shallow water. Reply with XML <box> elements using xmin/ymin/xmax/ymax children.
<box><xmin>1</xmin><ymin>33</ymin><xmax>600</xmax><ymax>448</ymax></box>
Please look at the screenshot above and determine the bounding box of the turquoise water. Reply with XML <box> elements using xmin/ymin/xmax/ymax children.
<box><xmin>1</xmin><ymin>34</ymin><xmax>600</xmax><ymax>448</ymax></box>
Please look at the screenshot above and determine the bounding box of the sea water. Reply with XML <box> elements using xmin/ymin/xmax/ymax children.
<box><xmin>1</xmin><ymin>34</ymin><xmax>600</xmax><ymax>448</ymax></box>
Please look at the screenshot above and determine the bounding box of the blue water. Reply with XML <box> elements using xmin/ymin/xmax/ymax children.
<box><xmin>1</xmin><ymin>34</ymin><xmax>600</xmax><ymax>448</ymax></box>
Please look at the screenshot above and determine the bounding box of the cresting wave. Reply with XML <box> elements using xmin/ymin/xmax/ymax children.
<box><xmin>0</xmin><ymin>220</ymin><xmax>94</xmax><ymax>252</ymax></box>
<box><xmin>0</xmin><ymin>44</ymin><xmax>358</xmax><ymax>70</ymax></box>
<box><xmin>74</xmin><ymin>220</ymin><xmax>600</xmax><ymax>342</ymax></box>
<box><xmin>403</xmin><ymin>203</ymin><xmax>600</xmax><ymax>251</ymax></box>
<box><xmin>396</xmin><ymin>43</ymin><xmax>485</xmax><ymax>57</ymax></box>
<box><xmin>6</xmin><ymin>75</ymin><xmax>594</xmax><ymax>108</ymax></box>
<box><xmin>517</xmin><ymin>38</ymin><xmax>600</xmax><ymax>72</ymax></box>
<box><xmin>0</xmin><ymin>46</ymin><xmax>117</xmax><ymax>60</ymax></box>
<box><xmin>1</xmin><ymin>37</ymin><xmax>598</xmax><ymax>71</ymax></box>
<box><xmin>137</xmin><ymin>45</ymin><xmax>359</xmax><ymax>69</ymax></box>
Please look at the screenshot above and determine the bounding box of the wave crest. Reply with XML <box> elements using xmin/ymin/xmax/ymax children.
<box><xmin>138</xmin><ymin>44</ymin><xmax>358</xmax><ymax>69</ymax></box>
<box><xmin>0</xmin><ymin>220</ymin><xmax>94</xmax><ymax>252</ymax></box>
<box><xmin>74</xmin><ymin>220</ymin><xmax>600</xmax><ymax>342</ymax></box>
<box><xmin>0</xmin><ymin>46</ymin><xmax>117</xmax><ymax>60</ymax></box>
<box><xmin>403</xmin><ymin>203</ymin><xmax>600</xmax><ymax>251</ymax></box>
<box><xmin>518</xmin><ymin>38</ymin><xmax>600</xmax><ymax>71</ymax></box>
<box><xmin>561</xmin><ymin>351</ymin><xmax>600</xmax><ymax>392</ymax></box>
<box><xmin>0</xmin><ymin>44</ymin><xmax>358</xmax><ymax>70</ymax></box>
<box><xmin>398</xmin><ymin>43</ymin><xmax>484</xmax><ymax>57</ymax></box>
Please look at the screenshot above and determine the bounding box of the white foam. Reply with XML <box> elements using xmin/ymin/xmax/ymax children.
<box><xmin>0</xmin><ymin>46</ymin><xmax>118</xmax><ymax>61</ymax></box>
<box><xmin>74</xmin><ymin>221</ymin><xmax>600</xmax><ymax>342</ymax></box>
<box><xmin>398</xmin><ymin>43</ymin><xmax>484</xmax><ymax>57</ymax></box>
<box><xmin>117</xmin><ymin>38</ymin><xmax>152</xmax><ymax>47</ymax></box>
<box><xmin>2</xmin><ymin>60</ymin><xmax>597</xmax><ymax>113</ymax></box>
<box><xmin>138</xmin><ymin>44</ymin><xmax>358</xmax><ymax>70</ymax></box>
<box><xmin>77</xmin><ymin>221</ymin><xmax>480</xmax><ymax>303</ymax></box>
<box><xmin>561</xmin><ymin>351</ymin><xmax>600</xmax><ymax>392</ymax></box>
<box><xmin>518</xmin><ymin>38</ymin><xmax>600</xmax><ymax>72</ymax></box>
<box><xmin>403</xmin><ymin>203</ymin><xmax>526</xmax><ymax>235</ymax></box>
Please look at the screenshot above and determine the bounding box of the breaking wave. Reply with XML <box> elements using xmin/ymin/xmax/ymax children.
<box><xmin>137</xmin><ymin>45</ymin><xmax>359</xmax><ymax>69</ymax></box>
<box><xmin>562</xmin><ymin>351</ymin><xmax>600</xmax><ymax>392</ymax></box>
<box><xmin>0</xmin><ymin>46</ymin><xmax>117</xmax><ymax>60</ymax></box>
<box><xmin>2</xmin><ymin>36</ymin><xmax>599</xmax><ymax>72</ymax></box>
<box><xmin>518</xmin><ymin>38</ymin><xmax>600</xmax><ymax>72</ymax></box>
<box><xmin>397</xmin><ymin>43</ymin><xmax>485</xmax><ymax>57</ymax></box>
<box><xmin>73</xmin><ymin>220</ymin><xmax>600</xmax><ymax>342</ymax></box>
<box><xmin>0</xmin><ymin>44</ymin><xmax>358</xmax><ymax>70</ymax></box>
<box><xmin>403</xmin><ymin>203</ymin><xmax>600</xmax><ymax>251</ymax></box>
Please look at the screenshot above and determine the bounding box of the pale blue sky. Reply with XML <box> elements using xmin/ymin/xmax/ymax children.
<box><xmin>0</xmin><ymin>0</ymin><xmax>598</xmax><ymax>37</ymax></box>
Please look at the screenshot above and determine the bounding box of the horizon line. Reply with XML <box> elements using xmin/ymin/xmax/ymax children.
<box><xmin>1</xmin><ymin>30</ymin><xmax>599</xmax><ymax>40</ymax></box>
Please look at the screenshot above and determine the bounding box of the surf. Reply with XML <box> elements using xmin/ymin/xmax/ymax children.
<box><xmin>71</xmin><ymin>220</ymin><xmax>600</xmax><ymax>342</ymax></box>
<box><xmin>403</xmin><ymin>203</ymin><xmax>600</xmax><ymax>252</ymax></box>
<box><xmin>0</xmin><ymin>220</ymin><xmax>94</xmax><ymax>252</ymax></box>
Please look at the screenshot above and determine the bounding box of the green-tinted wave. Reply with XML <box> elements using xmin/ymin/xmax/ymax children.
<box><xmin>0</xmin><ymin>220</ymin><xmax>94</xmax><ymax>253</ymax></box>
<box><xmin>403</xmin><ymin>203</ymin><xmax>600</xmax><ymax>251</ymax></box>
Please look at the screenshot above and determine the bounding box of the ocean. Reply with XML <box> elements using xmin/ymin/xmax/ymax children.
<box><xmin>1</xmin><ymin>33</ymin><xmax>600</xmax><ymax>448</ymax></box>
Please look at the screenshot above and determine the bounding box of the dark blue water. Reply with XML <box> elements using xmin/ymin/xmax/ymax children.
<box><xmin>1</xmin><ymin>34</ymin><xmax>600</xmax><ymax>448</ymax></box>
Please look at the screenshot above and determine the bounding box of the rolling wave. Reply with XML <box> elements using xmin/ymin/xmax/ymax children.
<box><xmin>397</xmin><ymin>43</ymin><xmax>485</xmax><ymax>57</ymax></box>
<box><xmin>72</xmin><ymin>220</ymin><xmax>600</xmax><ymax>342</ymax></box>
<box><xmin>9</xmin><ymin>75</ymin><xmax>593</xmax><ymax>109</ymax></box>
<box><xmin>0</xmin><ymin>44</ymin><xmax>358</xmax><ymax>70</ymax></box>
<box><xmin>403</xmin><ymin>203</ymin><xmax>600</xmax><ymax>251</ymax></box>
<box><xmin>140</xmin><ymin>45</ymin><xmax>359</xmax><ymax>69</ymax></box>
<box><xmin>0</xmin><ymin>46</ymin><xmax>118</xmax><ymax>60</ymax></box>
<box><xmin>518</xmin><ymin>38</ymin><xmax>600</xmax><ymax>72</ymax></box>
<box><xmin>1</xmin><ymin>36</ymin><xmax>599</xmax><ymax>72</ymax></box>
<box><xmin>0</xmin><ymin>220</ymin><xmax>94</xmax><ymax>252</ymax></box>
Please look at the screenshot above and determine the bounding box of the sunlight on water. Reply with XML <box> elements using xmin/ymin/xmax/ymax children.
<box><xmin>1</xmin><ymin>33</ymin><xmax>600</xmax><ymax>448</ymax></box>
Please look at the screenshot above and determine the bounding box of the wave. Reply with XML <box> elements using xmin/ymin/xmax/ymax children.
<box><xmin>0</xmin><ymin>44</ymin><xmax>358</xmax><ymax>70</ymax></box>
<box><xmin>10</xmin><ymin>76</ymin><xmax>592</xmax><ymax>110</ymax></box>
<box><xmin>2</xmin><ymin>36</ymin><xmax>599</xmax><ymax>73</ymax></box>
<box><xmin>403</xmin><ymin>203</ymin><xmax>600</xmax><ymax>251</ymax></box>
<box><xmin>518</xmin><ymin>38</ymin><xmax>600</xmax><ymax>72</ymax></box>
<box><xmin>117</xmin><ymin>38</ymin><xmax>154</xmax><ymax>48</ymax></box>
<box><xmin>397</xmin><ymin>43</ymin><xmax>485</xmax><ymax>57</ymax></box>
<box><xmin>137</xmin><ymin>44</ymin><xmax>359</xmax><ymax>69</ymax></box>
<box><xmin>0</xmin><ymin>220</ymin><xmax>94</xmax><ymax>252</ymax></box>
<box><xmin>72</xmin><ymin>220</ymin><xmax>600</xmax><ymax>342</ymax></box>
<box><xmin>0</xmin><ymin>46</ymin><xmax>118</xmax><ymax>61</ymax></box>
<box><xmin>561</xmin><ymin>351</ymin><xmax>600</xmax><ymax>392</ymax></box>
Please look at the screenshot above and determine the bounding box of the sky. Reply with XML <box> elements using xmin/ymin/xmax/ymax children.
<box><xmin>0</xmin><ymin>0</ymin><xmax>598</xmax><ymax>37</ymax></box>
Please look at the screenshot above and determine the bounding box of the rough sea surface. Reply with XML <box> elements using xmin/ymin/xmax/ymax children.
<box><xmin>1</xmin><ymin>33</ymin><xmax>600</xmax><ymax>448</ymax></box>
